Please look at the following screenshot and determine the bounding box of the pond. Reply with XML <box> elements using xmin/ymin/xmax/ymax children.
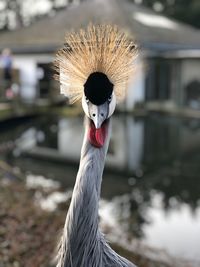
<box><xmin>1</xmin><ymin>113</ymin><xmax>200</xmax><ymax>266</ymax></box>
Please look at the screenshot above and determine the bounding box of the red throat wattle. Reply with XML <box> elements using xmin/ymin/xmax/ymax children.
<box><xmin>88</xmin><ymin>121</ymin><xmax>108</xmax><ymax>148</ymax></box>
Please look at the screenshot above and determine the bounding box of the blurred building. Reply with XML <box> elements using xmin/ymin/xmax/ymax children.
<box><xmin>0</xmin><ymin>0</ymin><xmax>200</xmax><ymax>110</ymax></box>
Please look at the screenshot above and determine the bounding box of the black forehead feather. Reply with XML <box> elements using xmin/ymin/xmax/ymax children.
<box><xmin>84</xmin><ymin>72</ymin><xmax>113</xmax><ymax>105</ymax></box>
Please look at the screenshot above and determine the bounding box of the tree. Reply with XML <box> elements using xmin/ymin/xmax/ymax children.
<box><xmin>134</xmin><ymin>0</ymin><xmax>200</xmax><ymax>29</ymax></box>
<box><xmin>0</xmin><ymin>0</ymin><xmax>84</xmax><ymax>31</ymax></box>
<box><xmin>0</xmin><ymin>0</ymin><xmax>23</xmax><ymax>30</ymax></box>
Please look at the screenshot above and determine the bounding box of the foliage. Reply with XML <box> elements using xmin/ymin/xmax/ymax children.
<box><xmin>0</xmin><ymin>0</ymin><xmax>76</xmax><ymax>31</ymax></box>
<box><xmin>139</xmin><ymin>0</ymin><xmax>200</xmax><ymax>28</ymax></box>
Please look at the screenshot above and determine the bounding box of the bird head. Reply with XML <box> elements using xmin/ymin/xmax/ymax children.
<box><xmin>81</xmin><ymin>72</ymin><xmax>116</xmax><ymax>147</ymax></box>
<box><xmin>55</xmin><ymin>24</ymin><xmax>138</xmax><ymax>148</ymax></box>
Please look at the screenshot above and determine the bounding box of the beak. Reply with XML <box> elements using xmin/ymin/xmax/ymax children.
<box><xmin>89</xmin><ymin>102</ymin><xmax>109</xmax><ymax>129</ymax></box>
<box><xmin>82</xmin><ymin>94</ymin><xmax>116</xmax><ymax>129</ymax></box>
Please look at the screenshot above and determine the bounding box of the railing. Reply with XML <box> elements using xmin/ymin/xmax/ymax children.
<box><xmin>0</xmin><ymin>79</ymin><xmax>63</xmax><ymax>106</ymax></box>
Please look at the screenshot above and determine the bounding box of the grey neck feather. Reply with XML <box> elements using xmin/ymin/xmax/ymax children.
<box><xmin>56</xmin><ymin>117</ymin><xmax>136</xmax><ymax>267</ymax></box>
<box><xmin>56</xmin><ymin>117</ymin><xmax>111</xmax><ymax>267</ymax></box>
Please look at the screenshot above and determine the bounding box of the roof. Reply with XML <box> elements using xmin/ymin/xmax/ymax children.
<box><xmin>1</xmin><ymin>0</ymin><xmax>200</xmax><ymax>54</ymax></box>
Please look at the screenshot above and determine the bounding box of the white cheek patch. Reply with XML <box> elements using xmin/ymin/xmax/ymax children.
<box><xmin>108</xmin><ymin>93</ymin><xmax>116</xmax><ymax>118</ymax></box>
<box><xmin>82</xmin><ymin>97</ymin><xmax>90</xmax><ymax>118</ymax></box>
<box><xmin>82</xmin><ymin>93</ymin><xmax>116</xmax><ymax>121</ymax></box>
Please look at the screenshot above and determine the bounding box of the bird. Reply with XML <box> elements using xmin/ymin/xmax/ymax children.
<box><xmin>54</xmin><ymin>24</ymin><xmax>138</xmax><ymax>267</ymax></box>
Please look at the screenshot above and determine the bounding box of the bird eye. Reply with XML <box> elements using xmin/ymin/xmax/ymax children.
<box><xmin>108</xmin><ymin>95</ymin><xmax>112</xmax><ymax>102</ymax></box>
<box><xmin>85</xmin><ymin>97</ymin><xmax>89</xmax><ymax>103</ymax></box>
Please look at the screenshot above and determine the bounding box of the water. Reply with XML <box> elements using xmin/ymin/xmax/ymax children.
<box><xmin>1</xmin><ymin>113</ymin><xmax>200</xmax><ymax>265</ymax></box>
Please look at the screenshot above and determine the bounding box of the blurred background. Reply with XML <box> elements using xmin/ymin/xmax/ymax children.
<box><xmin>0</xmin><ymin>0</ymin><xmax>200</xmax><ymax>266</ymax></box>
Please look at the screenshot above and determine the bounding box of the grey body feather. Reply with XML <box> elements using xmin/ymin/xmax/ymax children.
<box><xmin>56</xmin><ymin>118</ymin><xmax>137</xmax><ymax>267</ymax></box>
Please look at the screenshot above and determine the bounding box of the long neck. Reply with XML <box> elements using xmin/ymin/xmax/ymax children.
<box><xmin>56</xmin><ymin>117</ymin><xmax>111</xmax><ymax>267</ymax></box>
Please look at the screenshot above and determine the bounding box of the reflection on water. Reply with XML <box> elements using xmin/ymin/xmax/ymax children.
<box><xmin>1</xmin><ymin>113</ymin><xmax>200</xmax><ymax>265</ymax></box>
<box><xmin>143</xmin><ymin>193</ymin><xmax>200</xmax><ymax>263</ymax></box>
<box><xmin>26</xmin><ymin>174</ymin><xmax>72</xmax><ymax>212</ymax></box>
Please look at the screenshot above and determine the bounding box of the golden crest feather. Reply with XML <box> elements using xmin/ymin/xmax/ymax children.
<box><xmin>54</xmin><ymin>24</ymin><xmax>138</xmax><ymax>103</ymax></box>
